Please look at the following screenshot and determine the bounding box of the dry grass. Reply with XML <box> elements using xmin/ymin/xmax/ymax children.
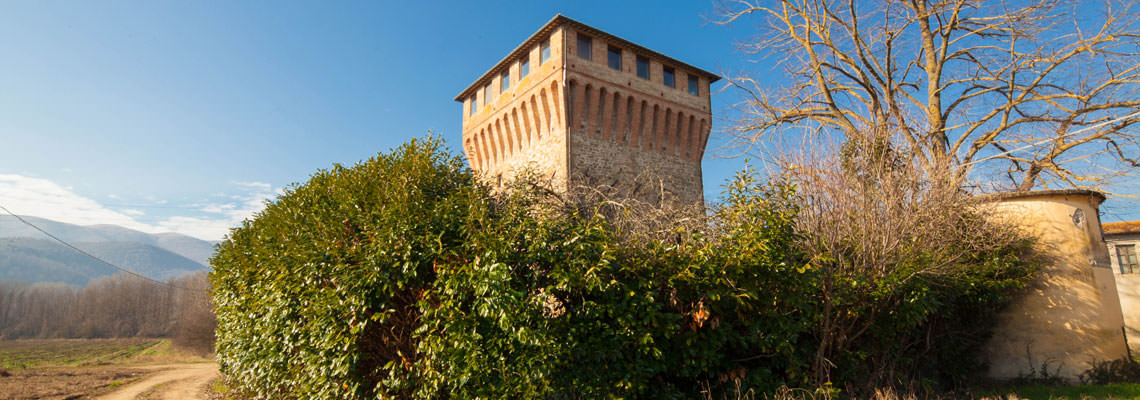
<box><xmin>701</xmin><ymin>382</ymin><xmax>1140</xmax><ymax>400</ymax></box>
<box><xmin>0</xmin><ymin>338</ymin><xmax>161</xmax><ymax>370</ymax></box>
<box><xmin>0</xmin><ymin>338</ymin><xmax>213</xmax><ymax>371</ymax></box>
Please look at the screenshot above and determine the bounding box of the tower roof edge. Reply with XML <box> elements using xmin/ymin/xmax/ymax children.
<box><xmin>453</xmin><ymin>14</ymin><xmax>721</xmax><ymax>102</ymax></box>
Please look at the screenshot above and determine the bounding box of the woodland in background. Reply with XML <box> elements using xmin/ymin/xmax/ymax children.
<box><xmin>0</xmin><ymin>272</ymin><xmax>215</xmax><ymax>353</ymax></box>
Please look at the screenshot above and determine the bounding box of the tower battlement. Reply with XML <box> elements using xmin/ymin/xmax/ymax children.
<box><xmin>455</xmin><ymin>15</ymin><xmax>717</xmax><ymax>204</ymax></box>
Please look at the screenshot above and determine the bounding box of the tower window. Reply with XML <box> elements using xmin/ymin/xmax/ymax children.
<box><xmin>577</xmin><ymin>34</ymin><xmax>592</xmax><ymax>61</ymax></box>
<box><xmin>501</xmin><ymin>71</ymin><xmax>510</xmax><ymax>92</ymax></box>
<box><xmin>636</xmin><ymin>56</ymin><xmax>649</xmax><ymax>79</ymax></box>
<box><xmin>470</xmin><ymin>97</ymin><xmax>477</xmax><ymax>116</ymax></box>
<box><xmin>540</xmin><ymin>39</ymin><xmax>551</xmax><ymax>64</ymax></box>
<box><xmin>607</xmin><ymin>46</ymin><xmax>622</xmax><ymax>70</ymax></box>
<box><xmin>1119</xmin><ymin>244</ymin><xmax>1138</xmax><ymax>274</ymax></box>
<box><xmin>484</xmin><ymin>83</ymin><xmax>492</xmax><ymax>104</ymax></box>
<box><xmin>520</xmin><ymin>57</ymin><xmax>530</xmax><ymax>78</ymax></box>
<box><xmin>688</xmin><ymin>75</ymin><xmax>699</xmax><ymax>95</ymax></box>
<box><xmin>663</xmin><ymin>66</ymin><xmax>675</xmax><ymax>88</ymax></box>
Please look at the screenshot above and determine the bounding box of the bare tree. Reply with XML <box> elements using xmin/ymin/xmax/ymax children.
<box><xmin>0</xmin><ymin>273</ymin><xmax>214</xmax><ymax>348</ymax></box>
<box><xmin>768</xmin><ymin>134</ymin><xmax>1032</xmax><ymax>388</ymax></box>
<box><xmin>718</xmin><ymin>0</ymin><xmax>1140</xmax><ymax>193</ymax></box>
<box><xmin>172</xmin><ymin>272</ymin><xmax>216</xmax><ymax>354</ymax></box>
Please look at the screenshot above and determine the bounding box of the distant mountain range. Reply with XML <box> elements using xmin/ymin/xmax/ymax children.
<box><xmin>0</xmin><ymin>215</ymin><xmax>217</xmax><ymax>285</ymax></box>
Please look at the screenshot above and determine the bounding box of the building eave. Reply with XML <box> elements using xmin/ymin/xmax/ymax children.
<box><xmin>978</xmin><ymin>189</ymin><xmax>1108</xmax><ymax>205</ymax></box>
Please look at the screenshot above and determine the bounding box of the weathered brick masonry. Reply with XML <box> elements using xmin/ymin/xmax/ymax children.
<box><xmin>455</xmin><ymin>15</ymin><xmax>718</xmax><ymax>205</ymax></box>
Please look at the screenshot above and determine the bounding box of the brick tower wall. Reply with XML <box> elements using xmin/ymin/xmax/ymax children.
<box><xmin>460</xmin><ymin>28</ymin><xmax>570</xmax><ymax>192</ymax></box>
<box><xmin>562</xmin><ymin>28</ymin><xmax>711</xmax><ymax>205</ymax></box>
<box><xmin>456</xmin><ymin>17</ymin><xmax>716</xmax><ymax>205</ymax></box>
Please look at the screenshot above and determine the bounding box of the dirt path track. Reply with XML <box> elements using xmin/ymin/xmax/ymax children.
<box><xmin>95</xmin><ymin>363</ymin><xmax>219</xmax><ymax>400</ymax></box>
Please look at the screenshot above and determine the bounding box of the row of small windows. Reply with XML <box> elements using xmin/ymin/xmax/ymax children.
<box><xmin>469</xmin><ymin>39</ymin><xmax>553</xmax><ymax>117</ymax></box>
<box><xmin>578</xmin><ymin>33</ymin><xmax>701</xmax><ymax>96</ymax></box>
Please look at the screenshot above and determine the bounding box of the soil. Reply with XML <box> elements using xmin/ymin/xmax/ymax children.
<box><xmin>0</xmin><ymin>363</ymin><xmax>219</xmax><ymax>400</ymax></box>
<box><xmin>0</xmin><ymin>365</ymin><xmax>147</xmax><ymax>400</ymax></box>
<box><xmin>0</xmin><ymin>339</ymin><xmax>219</xmax><ymax>400</ymax></box>
<box><xmin>95</xmin><ymin>363</ymin><xmax>219</xmax><ymax>400</ymax></box>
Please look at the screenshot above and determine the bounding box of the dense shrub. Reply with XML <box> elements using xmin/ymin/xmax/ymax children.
<box><xmin>817</xmin><ymin>234</ymin><xmax>1037</xmax><ymax>392</ymax></box>
<box><xmin>211</xmin><ymin>137</ymin><xmax>474</xmax><ymax>398</ymax></box>
<box><xmin>778</xmin><ymin>136</ymin><xmax>1040</xmax><ymax>393</ymax></box>
<box><xmin>211</xmin><ymin>137</ymin><xmax>1036</xmax><ymax>399</ymax></box>
<box><xmin>416</xmin><ymin>171</ymin><xmax>816</xmax><ymax>399</ymax></box>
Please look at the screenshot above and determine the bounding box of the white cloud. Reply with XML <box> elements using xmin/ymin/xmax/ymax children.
<box><xmin>233</xmin><ymin>181</ymin><xmax>272</xmax><ymax>191</ymax></box>
<box><xmin>179</xmin><ymin>182</ymin><xmax>277</xmax><ymax>239</ymax></box>
<box><xmin>201</xmin><ymin>204</ymin><xmax>236</xmax><ymax>214</ymax></box>
<box><xmin>155</xmin><ymin>216</ymin><xmax>245</xmax><ymax>243</ymax></box>
<box><xmin>0</xmin><ymin>174</ymin><xmax>278</xmax><ymax>241</ymax></box>
<box><xmin>0</xmin><ymin>174</ymin><xmax>157</xmax><ymax>233</ymax></box>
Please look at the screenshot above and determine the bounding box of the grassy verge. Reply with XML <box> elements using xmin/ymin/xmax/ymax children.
<box><xmin>985</xmin><ymin>383</ymin><xmax>1140</xmax><ymax>399</ymax></box>
<box><xmin>704</xmin><ymin>383</ymin><xmax>1140</xmax><ymax>399</ymax></box>
<box><xmin>208</xmin><ymin>376</ymin><xmax>253</xmax><ymax>400</ymax></box>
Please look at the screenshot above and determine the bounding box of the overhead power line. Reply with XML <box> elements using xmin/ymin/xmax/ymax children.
<box><xmin>0</xmin><ymin>204</ymin><xmax>208</xmax><ymax>293</ymax></box>
<box><xmin>962</xmin><ymin>109</ymin><xmax>1140</xmax><ymax>168</ymax></box>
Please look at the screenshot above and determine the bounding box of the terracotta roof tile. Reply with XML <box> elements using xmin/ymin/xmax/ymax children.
<box><xmin>1103</xmin><ymin>221</ymin><xmax>1140</xmax><ymax>235</ymax></box>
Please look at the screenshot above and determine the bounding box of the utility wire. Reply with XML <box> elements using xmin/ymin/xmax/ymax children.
<box><xmin>961</xmin><ymin>109</ymin><xmax>1140</xmax><ymax>168</ymax></box>
<box><xmin>0</xmin><ymin>204</ymin><xmax>209</xmax><ymax>294</ymax></box>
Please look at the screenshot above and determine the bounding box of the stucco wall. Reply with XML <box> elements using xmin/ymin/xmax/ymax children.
<box><xmin>1116</xmin><ymin>274</ymin><xmax>1140</xmax><ymax>353</ymax></box>
<box><xmin>1107</xmin><ymin>232</ymin><xmax>1140</xmax><ymax>353</ymax></box>
<box><xmin>982</xmin><ymin>191</ymin><xmax>1129</xmax><ymax>381</ymax></box>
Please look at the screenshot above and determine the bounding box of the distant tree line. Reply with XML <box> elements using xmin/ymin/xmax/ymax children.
<box><xmin>0</xmin><ymin>272</ymin><xmax>215</xmax><ymax>353</ymax></box>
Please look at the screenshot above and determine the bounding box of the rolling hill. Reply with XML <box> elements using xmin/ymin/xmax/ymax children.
<box><xmin>0</xmin><ymin>216</ymin><xmax>216</xmax><ymax>285</ymax></box>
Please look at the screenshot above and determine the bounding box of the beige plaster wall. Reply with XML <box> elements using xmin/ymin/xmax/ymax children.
<box><xmin>982</xmin><ymin>192</ymin><xmax>1129</xmax><ymax>381</ymax></box>
<box><xmin>1117</xmin><ymin>273</ymin><xmax>1140</xmax><ymax>353</ymax></box>
<box><xmin>1107</xmin><ymin>233</ymin><xmax>1140</xmax><ymax>353</ymax></box>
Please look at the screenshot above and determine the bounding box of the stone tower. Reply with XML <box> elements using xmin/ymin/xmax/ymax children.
<box><xmin>455</xmin><ymin>15</ymin><xmax>718</xmax><ymax>205</ymax></box>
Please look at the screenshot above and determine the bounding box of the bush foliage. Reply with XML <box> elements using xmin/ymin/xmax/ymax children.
<box><xmin>211</xmin><ymin>137</ymin><xmax>1036</xmax><ymax>399</ymax></box>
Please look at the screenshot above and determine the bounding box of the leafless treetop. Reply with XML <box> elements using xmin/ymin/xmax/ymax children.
<box><xmin>718</xmin><ymin>0</ymin><xmax>1140</xmax><ymax>194</ymax></box>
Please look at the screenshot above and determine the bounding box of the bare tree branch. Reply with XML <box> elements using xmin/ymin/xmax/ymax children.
<box><xmin>717</xmin><ymin>0</ymin><xmax>1140</xmax><ymax>193</ymax></box>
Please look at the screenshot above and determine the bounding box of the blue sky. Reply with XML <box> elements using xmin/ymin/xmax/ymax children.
<box><xmin>0</xmin><ymin>1</ymin><xmax>1136</xmax><ymax>240</ymax></box>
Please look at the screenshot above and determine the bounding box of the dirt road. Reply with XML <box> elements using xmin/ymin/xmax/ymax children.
<box><xmin>95</xmin><ymin>363</ymin><xmax>219</xmax><ymax>400</ymax></box>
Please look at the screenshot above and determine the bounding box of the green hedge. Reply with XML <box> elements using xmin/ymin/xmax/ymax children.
<box><xmin>211</xmin><ymin>138</ymin><xmax>474</xmax><ymax>398</ymax></box>
<box><xmin>211</xmin><ymin>137</ymin><xmax>1035</xmax><ymax>399</ymax></box>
